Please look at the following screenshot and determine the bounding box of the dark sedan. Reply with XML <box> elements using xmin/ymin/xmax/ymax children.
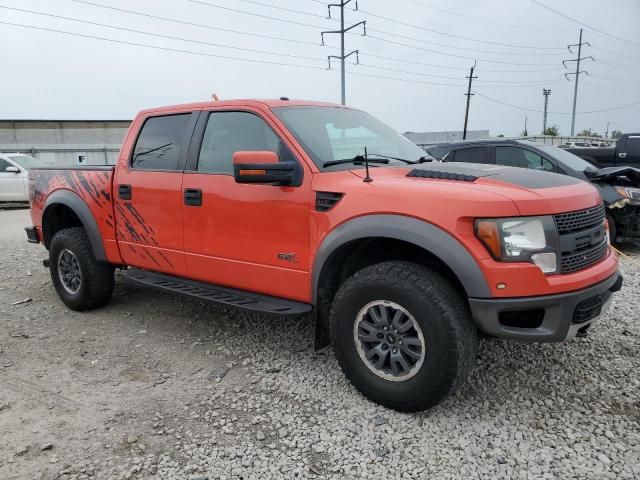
<box><xmin>428</xmin><ymin>139</ymin><xmax>640</xmax><ymax>245</ymax></box>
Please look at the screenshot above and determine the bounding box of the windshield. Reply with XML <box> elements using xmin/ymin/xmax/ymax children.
<box><xmin>8</xmin><ymin>154</ymin><xmax>43</xmax><ymax>170</ymax></box>
<box><xmin>535</xmin><ymin>145</ymin><xmax>595</xmax><ymax>172</ymax></box>
<box><xmin>272</xmin><ymin>106</ymin><xmax>426</xmax><ymax>170</ymax></box>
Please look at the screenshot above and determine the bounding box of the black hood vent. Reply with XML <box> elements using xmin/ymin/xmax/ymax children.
<box><xmin>407</xmin><ymin>169</ymin><xmax>477</xmax><ymax>182</ymax></box>
<box><xmin>315</xmin><ymin>191</ymin><xmax>344</xmax><ymax>212</ymax></box>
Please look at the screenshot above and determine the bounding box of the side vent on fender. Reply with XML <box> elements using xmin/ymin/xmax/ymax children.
<box><xmin>315</xmin><ymin>191</ymin><xmax>344</xmax><ymax>212</ymax></box>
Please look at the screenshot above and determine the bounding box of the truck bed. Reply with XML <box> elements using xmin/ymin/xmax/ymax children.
<box><xmin>29</xmin><ymin>166</ymin><xmax>119</xmax><ymax>261</ymax></box>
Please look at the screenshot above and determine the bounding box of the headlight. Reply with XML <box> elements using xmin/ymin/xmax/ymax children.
<box><xmin>475</xmin><ymin>216</ymin><xmax>559</xmax><ymax>273</ymax></box>
<box><xmin>615</xmin><ymin>186</ymin><xmax>640</xmax><ymax>203</ymax></box>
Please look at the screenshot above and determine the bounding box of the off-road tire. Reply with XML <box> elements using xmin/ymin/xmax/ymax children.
<box><xmin>329</xmin><ymin>261</ymin><xmax>477</xmax><ymax>412</ymax></box>
<box><xmin>49</xmin><ymin>227</ymin><xmax>114</xmax><ymax>310</ymax></box>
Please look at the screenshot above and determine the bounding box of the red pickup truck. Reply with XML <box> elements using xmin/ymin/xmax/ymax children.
<box><xmin>26</xmin><ymin>99</ymin><xmax>622</xmax><ymax>411</ymax></box>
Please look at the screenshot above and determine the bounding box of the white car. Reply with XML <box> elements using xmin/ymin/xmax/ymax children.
<box><xmin>0</xmin><ymin>153</ymin><xmax>43</xmax><ymax>202</ymax></box>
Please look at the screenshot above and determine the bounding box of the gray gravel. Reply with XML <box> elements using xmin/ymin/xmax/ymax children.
<box><xmin>0</xmin><ymin>208</ymin><xmax>639</xmax><ymax>480</ymax></box>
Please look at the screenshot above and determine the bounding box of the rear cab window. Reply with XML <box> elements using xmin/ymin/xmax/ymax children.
<box><xmin>131</xmin><ymin>114</ymin><xmax>192</xmax><ymax>170</ymax></box>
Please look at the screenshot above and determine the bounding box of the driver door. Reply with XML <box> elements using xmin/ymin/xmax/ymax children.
<box><xmin>181</xmin><ymin>108</ymin><xmax>312</xmax><ymax>302</ymax></box>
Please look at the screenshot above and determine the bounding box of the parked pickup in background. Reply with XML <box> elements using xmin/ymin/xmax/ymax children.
<box><xmin>26</xmin><ymin>99</ymin><xmax>622</xmax><ymax>411</ymax></box>
<box><xmin>566</xmin><ymin>133</ymin><xmax>640</xmax><ymax>167</ymax></box>
<box><xmin>428</xmin><ymin>139</ymin><xmax>640</xmax><ymax>246</ymax></box>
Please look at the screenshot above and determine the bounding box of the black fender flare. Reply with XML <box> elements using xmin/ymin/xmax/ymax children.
<box><xmin>43</xmin><ymin>189</ymin><xmax>107</xmax><ymax>261</ymax></box>
<box><xmin>311</xmin><ymin>214</ymin><xmax>491</xmax><ymax>303</ymax></box>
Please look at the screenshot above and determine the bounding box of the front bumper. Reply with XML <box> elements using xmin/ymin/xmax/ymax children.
<box><xmin>469</xmin><ymin>272</ymin><xmax>623</xmax><ymax>342</ymax></box>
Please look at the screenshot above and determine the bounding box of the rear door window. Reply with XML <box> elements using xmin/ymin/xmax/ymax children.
<box><xmin>452</xmin><ymin>147</ymin><xmax>488</xmax><ymax>164</ymax></box>
<box><xmin>496</xmin><ymin>146</ymin><xmax>556</xmax><ymax>171</ymax></box>
<box><xmin>131</xmin><ymin>114</ymin><xmax>192</xmax><ymax>170</ymax></box>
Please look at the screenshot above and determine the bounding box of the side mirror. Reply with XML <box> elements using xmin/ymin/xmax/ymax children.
<box><xmin>233</xmin><ymin>151</ymin><xmax>295</xmax><ymax>186</ymax></box>
<box><xmin>5</xmin><ymin>166</ymin><xmax>21</xmax><ymax>174</ymax></box>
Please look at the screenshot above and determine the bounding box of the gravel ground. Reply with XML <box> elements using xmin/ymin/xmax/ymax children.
<box><xmin>0</xmin><ymin>208</ymin><xmax>639</xmax><ymax>480</ymax></box>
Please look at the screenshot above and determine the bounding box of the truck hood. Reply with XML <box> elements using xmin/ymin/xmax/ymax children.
<box><xmin>348</xmin><ymin>162</ymin><xmax>602</xmax><ymax>216</ymax></box>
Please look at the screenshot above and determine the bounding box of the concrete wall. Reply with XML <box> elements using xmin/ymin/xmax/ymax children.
<box><xmin>0</xmin><ymin>120</ymin><xmax>131</xmax><ymax>166</ymax></box>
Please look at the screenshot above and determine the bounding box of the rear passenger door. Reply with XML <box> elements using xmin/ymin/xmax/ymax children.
<box><xmin>114</xmin><ymin>112</ymin><xmax>198</xmax><ymax>276</ymax></box>
<box><xmin>181</xmin><ymin>108</ymin><xmax>312</xmax><ymax>302</ymax></box>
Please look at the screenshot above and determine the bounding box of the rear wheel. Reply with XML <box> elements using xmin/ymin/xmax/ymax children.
<box><xmin>330</xmin><ymin>261</ymin><xmax>477</xmax><ymax>412</ymax></box>
<box><xmin>49</xmin><ymin>227</ymin><xmax>114</xmax><ymax>310</ymax></box>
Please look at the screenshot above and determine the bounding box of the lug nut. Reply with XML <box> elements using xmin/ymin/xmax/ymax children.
<box><xmin>392</xmin><ymin>348</ymin><xmax>398</xmax><ymax>354</ymax></box>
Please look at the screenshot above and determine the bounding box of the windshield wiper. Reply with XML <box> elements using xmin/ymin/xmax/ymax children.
<box><xmin>322</xmin><ymin>156</ymin><xmax>389</xmax><ymax>168</ymax></box>
<box><xmin>365</xmin><ymin>153</ymin><xmax>433</xmax><ymax>164</ymax></box>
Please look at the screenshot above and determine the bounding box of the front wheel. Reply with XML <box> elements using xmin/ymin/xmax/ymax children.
<box><xmin>49</xmin><ymin>227</ymin><xmax>114</xmax><ymax>311</ymax></box>
<box><xmin>329</xmin><ymin>261</ymin><xmax>477</xmax><ymax>412</ymax></box>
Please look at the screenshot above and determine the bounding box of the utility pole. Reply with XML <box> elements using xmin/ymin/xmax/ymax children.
<box><xmin>563</xmin><ymin>28</ymin><xmax>593</xmax><ymax>136</ymax></box>
<box><xmin>523</xmin><ymin>116</ymin><xmax>528</xmax><ymax>137</ymax></box>
<box><xmin>605</xmin><ymin>121</ymin><xmax>610</xmax><ymax>138</ymax></box>
<box><xmin>542</xmin><ymin>89</ymin><xmax>551</xmax><ymax>134</ymax></box>
<box><xmin>321</xmin><ymin>1</ymin><xmax>366</xmax><ymax>105</ymax></box>
<box><xmin>462</xmin><ymin>62</ymin><xmax>477</xmax><ymax>140</ymax></box>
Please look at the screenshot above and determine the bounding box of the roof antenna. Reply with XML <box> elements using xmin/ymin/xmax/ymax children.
<box><xmin>363</xmin><ymin>146</ymin><xmax>373</xmax><ymax>183</ymax></box>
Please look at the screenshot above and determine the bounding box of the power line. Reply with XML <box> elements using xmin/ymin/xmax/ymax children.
<box><xmin>30</xmin><ymin>2</ymin><xmax>561</xmax><ymax>80</ymax></box>
<box><xmin>356</xmin><ymin>62</ymin><xmax>561</xmax><ymax>84</ymax></box>
<box><xmin>472</xmin><ymin>89</ymin><xmax>640</xmax><ymax>115</ymax></box>
<box><xmin>0</xmin><ymin>20</ymin><xmax>471</xmax><ymax>88</ymax></box>
<box><xmin>358</xmin><ymin>9</ymin><xmax>565</xmax><ymax>51</ymax></box>
<box><xmin>71</xmin><ymin>0</ymin><xmax>327</xmax><ymax>49</ymax></box>
<box><xmin>361</xmin><ymin>53</ymin><xmax>559</xmax><ymax>73</ymax></box>
<box><xmin>188</xmin><ymin>0</ymin><xmax>326</xmax><ymax>29</ymax></box>
<box><xmin>590</xmin><ymin>46</ymin><xmax>640</xmax><ymax>65</ymax></box>
<box><xmin>363</xmin><ymin>26</ymin><xmax>566</xmax><ymax>57</ymax></box>
<box><xmin>0</xmin><ymin>5</ymin><xmax>323</xmax><ymax>62</ymax></box>
<box><xmin>364</xmin><ymin>34</ymin><xmax>560</xmax><ymax>66</ymax></box>
<box><xmin>527</xmin><ymin>0</ymin><xmax>640</xmax><ymax>48</ymax></box>
<box><xmin>70</xmin><ymin>0</ymin><xmax>563</xmax><ymax>74</ymax></box>
<box><xmin>402</xmin><ymin>0</ymin><xmax>563</xmax><ymax>32</ymax></box>
<box><xmin>194</xmin><ymin>0</ymin><xmax>565</xmax><ymax>59</ymax></box>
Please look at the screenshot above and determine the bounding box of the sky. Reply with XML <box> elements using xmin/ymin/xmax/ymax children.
<box><xmin>1</xmin><ymin>0</ymin><xmax>639</xmax><ymax>137</ymax></box>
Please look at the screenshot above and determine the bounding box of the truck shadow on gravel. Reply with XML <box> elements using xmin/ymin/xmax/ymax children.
<box><xmin>105</xmin><ymin>272</ymin><xmax>638</xmax><ymax>418</ymax></box>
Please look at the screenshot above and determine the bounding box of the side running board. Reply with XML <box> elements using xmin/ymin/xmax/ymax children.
<box><xmin>124</xmin><ymin>268</ymin><xmax>312</xmax><ymax>316</ymax></box>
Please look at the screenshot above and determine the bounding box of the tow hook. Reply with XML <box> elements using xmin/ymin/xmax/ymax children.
<box><xmin>43</xmin><ymin>259</ymin><xmax>50</xmax><ymax>268</ymax></box>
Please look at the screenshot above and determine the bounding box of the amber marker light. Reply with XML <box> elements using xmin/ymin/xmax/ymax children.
<box><xmin>475</xmin><ymin>219</ymin><xmax>501</xmax><ymax>259</ymax></box>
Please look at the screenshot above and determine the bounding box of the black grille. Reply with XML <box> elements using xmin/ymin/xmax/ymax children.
<box><xmin>573</xmin><ymin>295</ymin><xmax>603</xmax><ymax>323</ymax></box>
<box><xmin>554</xmin><ymin>204</ymin><xmax>605</xmax><ymax>234</ymax></box>
<box><xmin>554</xmin><ymin>204</ymin><xmax>608</xmax><ymax>274</ymax></box>
<box><xmin>315</xmin><ymin>191</ymin><xmax>343</xmax><ymax>212</ymax></box>
<box><xmin>560</xmin><ymin>240</ymin><xmax>608</xmax><ymax>273</ymax></box>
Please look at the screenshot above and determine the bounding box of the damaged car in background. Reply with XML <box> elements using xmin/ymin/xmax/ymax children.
<box><xmin>428</xmin><ymin>139</ymin><xmax>640</xmax><ymax>246</ymax></box>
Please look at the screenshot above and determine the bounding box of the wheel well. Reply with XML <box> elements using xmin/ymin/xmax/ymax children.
<box><xmin>314</xmin><ymin>237</ymin><xmax>467</xmax><ymax>349</ymax></box>
<box><xmin>42</xmin><ymin>203</ymin><xmax>83</xmax><ymax>249</ymax></box>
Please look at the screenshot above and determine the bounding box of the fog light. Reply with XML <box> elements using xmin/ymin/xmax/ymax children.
<box><xmin>531</xmin><ymin>252</ymin><xmax>557</xmax><ymax>273</ymax></box>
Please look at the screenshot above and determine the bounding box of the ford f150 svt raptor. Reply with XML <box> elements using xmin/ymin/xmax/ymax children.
<box><xmin>26</xmin><ymin>99</ymin><xmax>623</xmax><ymax>411</ymax></box>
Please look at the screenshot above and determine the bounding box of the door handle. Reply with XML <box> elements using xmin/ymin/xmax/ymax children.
<box><xmin>618</xmin><ymin>152</ymin><xmax>627</xmax><ymax>158</ymax></box>
<box><xmin>184</xmin><ymin>188</ymin><xmax>202</xmax><ymax>206</ymax></box>
<box><xmin>118</xmin><ymin>184</ymin><xmax>132</xmax><ymax>200</ymax></box>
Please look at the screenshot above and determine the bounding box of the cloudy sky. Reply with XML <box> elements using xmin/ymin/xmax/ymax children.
<box><xmin>1</xmin><ymin>0</ymin><xmax>638</xmax><ymax>137</ymax></box>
